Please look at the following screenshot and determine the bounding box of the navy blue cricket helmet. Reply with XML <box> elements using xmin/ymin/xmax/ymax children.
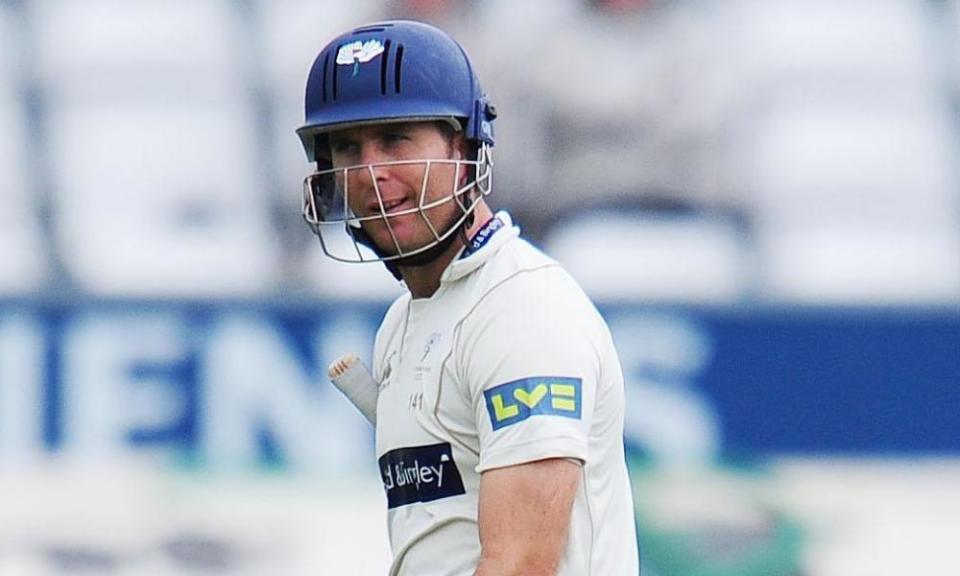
<box><xmin>296</xmin><ymin>20</ymin><xmax>497</xmax><ymax>162</ymax></box>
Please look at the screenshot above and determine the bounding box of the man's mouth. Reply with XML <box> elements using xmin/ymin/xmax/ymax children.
<box><xmin>374</xmin><ymin>197</ymin><xmax>408</xmax><ymax>215</ymax></box>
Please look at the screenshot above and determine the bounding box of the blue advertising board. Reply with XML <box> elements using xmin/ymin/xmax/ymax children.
<box><xmin>0</xmin><ymin>300</ymin><xmax>957</xmax><ymax>470</ymax></box>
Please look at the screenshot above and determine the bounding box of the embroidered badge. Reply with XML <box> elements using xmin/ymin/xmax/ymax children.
<box><xmin>336</xmin><ymin>39</ymin><xmax>385</xmax><ymax>65</ymax></box>
<box><xmin>421</xmin><ymin>332</ymin><xmax>442</xmax><ymax>362</ymax></box>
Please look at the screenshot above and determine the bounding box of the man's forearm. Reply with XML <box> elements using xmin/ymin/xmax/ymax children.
<box><xmin>475</xmin><ymin>553</ymin><xmax>561</xmax><ymax>576</ymax></box>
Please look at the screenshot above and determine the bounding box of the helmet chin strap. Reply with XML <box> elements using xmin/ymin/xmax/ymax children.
<box><xmin>347</xmin><ymin>196</ymin><xmax>475</xmax><ymax>281</ymax></box>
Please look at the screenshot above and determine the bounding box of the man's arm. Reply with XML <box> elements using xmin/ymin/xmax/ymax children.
<box><xmin>475</xmin><ymin>458</ymin><xmax>581</xmax><ymax>576</ymax></box>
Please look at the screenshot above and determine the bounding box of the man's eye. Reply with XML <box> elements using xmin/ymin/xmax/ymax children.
<box><xmin>331</xmin><ymin>142</ymin><xmax>356</xmax><ymax>154</ymax></box>
<box><xmin>383</xmin><ymin>132</ymin><xmax>409</xmax><ymax>144</ymax></box>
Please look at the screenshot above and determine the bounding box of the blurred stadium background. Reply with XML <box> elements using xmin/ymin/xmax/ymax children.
<box><xmin>1</xmin><ymin>0</ymin><xmax>959</xmax><ymax>574</ymax></box>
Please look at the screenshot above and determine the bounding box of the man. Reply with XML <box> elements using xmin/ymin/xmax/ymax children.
<box><xmin>297</xmin><ymin>20</ymin><xmax>639</xmax><ymax>576</ymax></box>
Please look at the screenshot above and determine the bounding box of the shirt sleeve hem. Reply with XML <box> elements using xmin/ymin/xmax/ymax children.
<box><xmin>476</xmin><ymin>436</ymin><xmax>588</xmax><ymax>473</ymax></box>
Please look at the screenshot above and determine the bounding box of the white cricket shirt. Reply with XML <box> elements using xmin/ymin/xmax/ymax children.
<box><xmin>372</xmin><ymin>212</ymin><xmax>639</xmax><ymax>576</ymax></box>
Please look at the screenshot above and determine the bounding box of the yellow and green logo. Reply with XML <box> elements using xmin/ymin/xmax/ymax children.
<box><xmin>483</xmin><ymin>377</ymin><xmax>582</xmax><ymax>431</ymax></box>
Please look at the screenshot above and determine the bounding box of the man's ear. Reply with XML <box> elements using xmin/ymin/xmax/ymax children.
<box><xmin>453</xmin><ymin>133</ymin><xmax>469</xmax><ymax>161</ymax></box>
<box><xmin>454</xmin><ymin>136</ymin><xmax>471</xmax><ymax>185</ymax></box>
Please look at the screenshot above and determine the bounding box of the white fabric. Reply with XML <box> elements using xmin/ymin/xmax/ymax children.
<box><xmin>371</xmin><ymin>212</ymin><xmax>638</xmax><ymax>576</ymax></box>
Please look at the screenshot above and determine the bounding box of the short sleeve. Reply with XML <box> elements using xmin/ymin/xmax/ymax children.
<box><xmin>455</xmin><ymin>267</ymin><xmax>602</xmax><ymax>472</ymax></box>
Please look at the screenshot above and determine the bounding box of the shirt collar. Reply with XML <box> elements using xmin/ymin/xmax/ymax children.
<box><xmin>441</xmin><ymin>211</ymin><xmax>519</xmax><ymax>283</ymax></box>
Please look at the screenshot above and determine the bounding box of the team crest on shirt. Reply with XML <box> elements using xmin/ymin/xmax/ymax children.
<box><xmin>421</xmin><ymin>332</ymin><xmax>442</xmax><ymax>361</ymax></box>
<box><xmin>483</xmin><ymin>377</ymin><xmax>582</xmax><ymax>431</ymax></box>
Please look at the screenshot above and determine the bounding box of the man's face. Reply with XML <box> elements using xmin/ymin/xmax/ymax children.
<box><xmin>326</xmin><ymin>121</ymin><xmax>468</xmax><ymax>257</ymax></box>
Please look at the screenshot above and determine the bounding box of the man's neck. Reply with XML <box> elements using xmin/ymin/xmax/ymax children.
<box><xmin>399</xmin><ymin>202</ymin><xmax>494</xmax><ymax>299</ymax></box>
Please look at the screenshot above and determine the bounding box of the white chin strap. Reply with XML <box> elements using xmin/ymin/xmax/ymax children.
<box><xmin>302</xmin><ymin>143</ymin><xmax>493</xmax><ymax>263</ymax></box>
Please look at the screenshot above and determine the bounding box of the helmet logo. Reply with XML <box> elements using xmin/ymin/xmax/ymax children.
<box><xmin>336</xmin><ymin>39</ymin><xmax>385</xmax><ymax>66</ymax></box>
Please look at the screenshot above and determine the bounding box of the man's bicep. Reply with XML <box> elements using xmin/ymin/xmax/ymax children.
<box><xmin>475</xmin><ymin>458</ymin><xmax>580</xmax><ymax>576</ymax></box>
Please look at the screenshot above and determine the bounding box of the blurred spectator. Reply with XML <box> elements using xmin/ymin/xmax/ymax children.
<box><xmin>588</xmin><ymin>0</ymin><xmax>653</xmax><ymax>14</ymax></box>
<box><xmin>0</xmin><ymin>3</ymin><xmax>47</xmax><ymax>295</ymax></box>
<box><xmin>386</xmin><ymin>0</ymin><xmax>472</xmax><ymax>23</ymax></box>
<box><xmin>515</xmin><ymin>0</ymin><xmax>751</xmax><ymax>240</ymax></box>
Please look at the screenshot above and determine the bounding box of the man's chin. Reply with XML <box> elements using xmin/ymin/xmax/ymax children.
<box><xmin>364</xmin><ymin>224</ymin><xmax>432</xmax><ymax>257</ymax></box>
<box><xmin>363</xmin><ymin>211</ymin><xmax>463</xmax><ymax>260</ymax></box>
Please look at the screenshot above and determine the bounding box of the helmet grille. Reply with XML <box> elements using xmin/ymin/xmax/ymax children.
<box><xmin>352</xmin><ymin>24</ymin><xmax>393</xmax><ymax>34</ymax></box>
<box><xmin>379</xmin><ymin>40</ymin><xmax>392</xmax><ymax>95</ymax></box>
<box><xmin>321</xmin><ymin>53</ymin><xmax>330</xmax><ymax>102</ymax></box>
<box><xmin>394</xmin><ymin>44</ymin><xmax>405</xmax><ymax>94</ymax></box>
<box><xmin>332</xmin><ymin>52</ymin><xmax>339</xmax><ymax>100</ymax></box>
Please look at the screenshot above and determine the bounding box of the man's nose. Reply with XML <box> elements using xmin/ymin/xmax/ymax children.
<box><xmin>353</xmin><ymin>145</ymin><xmax>389</xmax><ymax>186</ymax></box>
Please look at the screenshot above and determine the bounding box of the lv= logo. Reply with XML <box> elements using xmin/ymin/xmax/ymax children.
<box><xmin>484</xmin><ymin>377</ymin><xmax>582</xmax><ymax>431</ymax></box>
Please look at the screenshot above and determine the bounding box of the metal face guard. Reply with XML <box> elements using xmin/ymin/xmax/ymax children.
<box><xmin>302</xmin><ymin>144</ymin><xmax>493</xmax><ymax>263</ymax></box>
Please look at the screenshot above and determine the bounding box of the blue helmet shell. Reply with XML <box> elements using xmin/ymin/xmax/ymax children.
<box><xmin>297</xmin><ymin>20</ymin><xmax>496</xmax><ymax>161</ymax></box>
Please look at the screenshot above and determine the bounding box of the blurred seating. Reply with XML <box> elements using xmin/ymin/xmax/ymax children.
<box><xmin>746</xmin><ymin>102</ymin><xmax>960</xmax><ymax>304</ymax></box>
<box><xmin>543</xmin><ymin>208</ymin><xmax>750</xmax><ymax>303</ymax></box>
<box><xmin>297</xmin><ymin>232</ymin><xmax>404</xmax><ymax>301</ymax></box>
<box><xmin>726</xmin><ymin>0</ymin><xmax>937</xmax><ymax>88</ymax></box>
<box><xmin>0</xmin><ymin>5</ymin><xmax>47</xmax><ymax>295</ymax></box>
<box><xmin>724</xmin><ymin>0</ymin><xmax>960</xmax><ymax>304</ymax></box>
<box><xmin>0</xmin><ymin>0</ymin><xmax>956</xmax><ymax>304</ymax></box>
<box><xmin>951</xmin><ymin>0</ymin><xmax>960</xmax><ymax>97</ymax></box>
<box><xmin>32</xmin><ymin>0</ymin><xmax>282</xmax><ymax>297</ymax></box>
